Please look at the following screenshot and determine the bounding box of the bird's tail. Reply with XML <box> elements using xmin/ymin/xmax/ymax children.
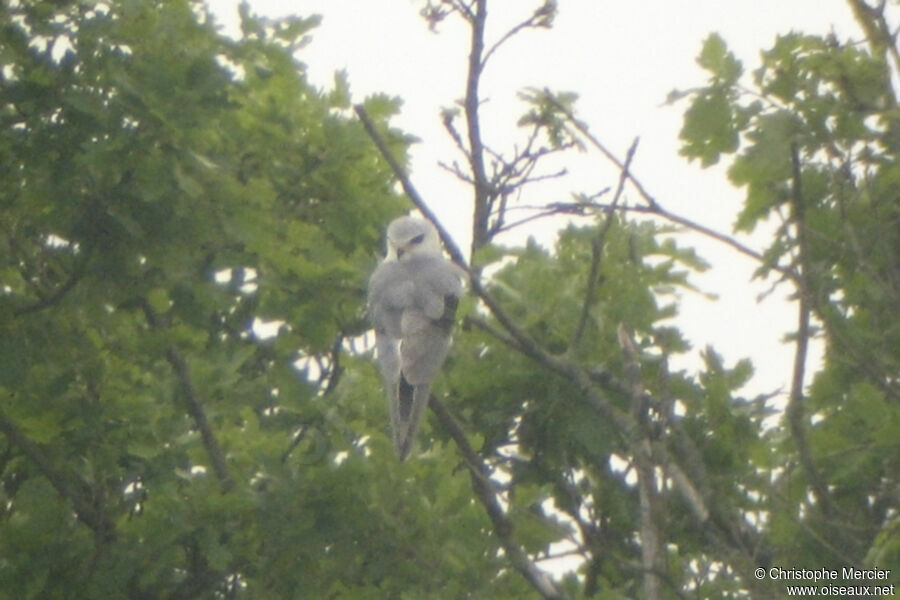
<box><xmin>393</xmin><ymin>374</ymin><xmax>430</xmax><ymax>460</ymax></box>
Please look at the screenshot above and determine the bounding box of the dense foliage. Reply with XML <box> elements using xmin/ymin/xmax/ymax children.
<box><xmin>678</xmin><ymin>13</ymin><xmax>900</xmax><ymax>583</ymax></box>
<box><xmin>0</xmin><ymin>1</ymin><xmax>510</xmax><ymax>597</ymax></box>
<box><xmin>1</xmin><ymin>0</ymin><xmax>897</xmax><ymax>598</ymax></box>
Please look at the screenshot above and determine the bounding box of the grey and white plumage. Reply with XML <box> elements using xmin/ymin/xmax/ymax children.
<box><xmin>367</xmin><ymin>216</ymin><xmax>464</xmax><ymax>459</ymax></box>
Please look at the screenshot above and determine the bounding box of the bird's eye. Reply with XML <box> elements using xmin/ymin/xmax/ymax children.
<box><xmin>410</xmin><ymin>234</ymin><xmax>425</xmax><ymax>245</ymax></box>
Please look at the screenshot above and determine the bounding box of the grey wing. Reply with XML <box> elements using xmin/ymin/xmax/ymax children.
<box><xmin>368</xmin><ymin>261</ymin><xmax>411</xmax><ymax>453</ymax></box>
<box><xmin>390</xmin><ymin>308</ymin><xmax>450</xmax><ymax>460</ymax></box>
<box><xmin>392</xmin><ymin>273</ymin><xmax>461</xmax><ymax>459</ymax></box>
<box><xmin>367</xmin><ymin>261</ymin><xmax>413</xmax><ymax>338</ymax></box>
<box><xmin>374</xmin><ymin>330</ymin><xmax>400</xmax><ymax>393</ymax></box>
<box><xmin>415</xmin><ymin>257</ymin><xmax>464</xmax><ymax>320</ymax></box>
<box><xmin>400</xmin><ymin>308</ymin><xmax>453</xmax><ymax>385</ymax></box>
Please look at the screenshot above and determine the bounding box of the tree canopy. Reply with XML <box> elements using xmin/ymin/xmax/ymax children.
<box><xmin>1</xmin><ymin>0</ymin><xmax>897</xmax><ymax>598</ymax></box>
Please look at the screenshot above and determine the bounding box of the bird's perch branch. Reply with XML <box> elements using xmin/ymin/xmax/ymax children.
<box><xmin>354</xmin><ymin>104</ymin><xmax>469</xmax><ymax>269</ymax></box>
<box><xmin>430</xmin><ymin>397</ymin><xmax>568</xmax><ymax>600</ymax></box>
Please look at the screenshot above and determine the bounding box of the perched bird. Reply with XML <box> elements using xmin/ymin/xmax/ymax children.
<box><xmin>367</xmin><ymin>216</ymin><xmax>465</xmax><ymax>459</ymax></box>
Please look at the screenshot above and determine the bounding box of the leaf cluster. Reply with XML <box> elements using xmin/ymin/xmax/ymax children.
<box><xmin>0</xmin><ymin>1</ymin><xmax>516</xmax><ymax>598</ymax></box>
<box><xmin>676</xmin><ymin>19</ymin><xmax>900</xmax><ymax>585</ymax></box>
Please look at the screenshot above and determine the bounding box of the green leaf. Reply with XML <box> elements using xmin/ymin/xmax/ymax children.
<box><xmin>697</xmin><ymin>33</ymin><xmax>743</xmax><ymax>84</ymax></box>
<box><xmin>145</xmin><ymin>287</ymin><xmax>171</xmax><ymax>314</ymax></box>
<box><xmin>471</xmin><ymin>242</ymin><xmax>511</xmax><ymax>269</ymax></box>
<box><xmin>679</xmin><ymin>87</ymin><xmax>739</xmax><ymax>166</ymax></box>
<box><xmin>328</xmin><ymin>69</ymin><xmax>351</xmax><ymax>108</ymax></box>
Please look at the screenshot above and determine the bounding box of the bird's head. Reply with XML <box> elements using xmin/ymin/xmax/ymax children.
<box><xmin>386</xmin><ymin>216</ymin><xmax>441</xmax><ymax>262</ymax></box>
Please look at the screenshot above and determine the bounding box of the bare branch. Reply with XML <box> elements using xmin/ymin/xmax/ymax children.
<box><xmin>166</xmin><ymin>346</ymin><xmax>234</xmax><ymax>492</ymax></box>
<box><xmin>546</xmin><ymin>92</ymin><xmax>659</xmax><ymax>206</ymax></box>
<box><xmin>430</xmin><ymin>397</ymin><xmax>568</xmax><ymax>600</ymax></box>
<box><xmin>481</xmin><ymin>1</ymin><xmax>556</xmax><ymax>69</ymax></box>
<box><xmin>280</xmin><ymin>425</ymin><xmax>309</xmax><ymax>464</ymax></box>
<box><xmin>667</xmin><ymin>461</ymin><xmax>711</xmax><ymax>523</ymax></box>
<box><xmin>420</xmin><ymin>0</ymin><xmax>475</xmax><ymax>29</ymax></box>
<box><xmin>320</xmin><ymin>334</ymin><xmax>345</xmax><ymax>397</ymax></box>
<box><xmin>437</xmin><ymin>159</ymin><xmax>476</xmax><ymax>185</ymax></box>
<box><xmin>466</xmin><ymin>0</ymin><xmax>492</xmax><ymax>255</ymax></box>
<box><xmin>545</xmin><ymin>92</ymin><xmax>799</xmax><ymax>280</ymax></box>
<box><xmin>12</xmin><ymin>245</ymin><xmax>91</xmax><ymax>317</ymax></box>
<box><xmin>454</xmin><ymin>0</ymin><xmax>477</xmax><ymax>22</ymax></box>
<box><xmin>572</xmin><ymin>138</ymin><xmax>638</xmax><ymax>349</ymax></box>
<box><xmin>140</xmin><ymin>300</ymin><xmax>234</xmax><ymax>493</ymax></box>
<box><xmin>465</xmin><ymin>308</ymin><xmax>634</xmax><ymax>439</ymax></box>
<box><xmin>441</xmin><ymin>107</ymin><xmax>469</xmax><ymax>156</ymax></box>
<box><xmin>561</xmin><ymin>198</ymin><xmax>796</xmax><ymax>279</ymax></box>
<box><xmin>13</xmin><ymin>263</ymin><xmax>84</xmax><ymax>316</ymax></box>
<box><xmin>785</xmin><ymin>143</ymin><xmax>830</xmax><ymax>515</ymax></box>
<box><xmin>483</xmin><ymin>135</ymin><xmax>573</xmax><ymax>236</ymax></box>
<box><xmin>0</xmin><ymin>407</ymin><xmax>114</xmax><ymax>539</ymax></box>
<box><xmin>490</xmin><ymin>205</ymin><xmax>578</xmax><ymax>234</ymax></box>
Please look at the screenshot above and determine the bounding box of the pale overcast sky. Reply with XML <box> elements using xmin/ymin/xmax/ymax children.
<box><xmin>206</xmin><ymin>0</ymin><xmax>862</xmax><ymax>403</ymax></box>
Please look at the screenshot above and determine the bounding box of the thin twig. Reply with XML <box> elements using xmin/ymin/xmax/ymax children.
<box><xmin>442</xmin><ymin>108</ymin><xmax>469</xmax><ymax>156</ymax></box>
<box><xmin>280</xmin><ymin>425</ymin><xmax>309</xmax><ymax>464</ymax></box>
<box><xmin>465</xmin><ymin>311</ymin><xmax>633</xmax><ymax>438</ymax></box>
<box><xmin>437</xmin><ymin>160</ymin><xmax>476</xmax><ymax>185</ymax></box>
<box><xmin>491</xmin><ymin>206</ymin><xmax>577</xmax><ymax>235</ymax></box>
<box><xmin>481</xmin><ymin>3</ymin><xmax>552</xmax><ymax>69</ymax></box>
<box><xmin>321</xmin><ymin>334</ymin><xmax>345</xmax><ymax>397</ymax></box>
<box><xmin>572</xmin><ymin>138</ymin><xmax>638</xmax><ymax>349</ymax></box>
<box><xmin>546</xmin><ymin>91</ymin><xmax>658</xmax><ymax>205</ymax></box>
<box><xmin>577</xmin><ymin>201</ymin><xmax>796</xmax><ymax>278</ymax></box>
<box><xmin>13</xmin><ymin>250</ymin><xmax>91</xmax><ymax>317</ymax></box>
<box><xmin>546</xmin><ymin>92</ymin><xmax>798</xmax><ymax>280</ymax></box>
<box><xmin>667</xmin><ymin>461</ymin><xmax>710</xmax><ymax>523</ymax></box>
